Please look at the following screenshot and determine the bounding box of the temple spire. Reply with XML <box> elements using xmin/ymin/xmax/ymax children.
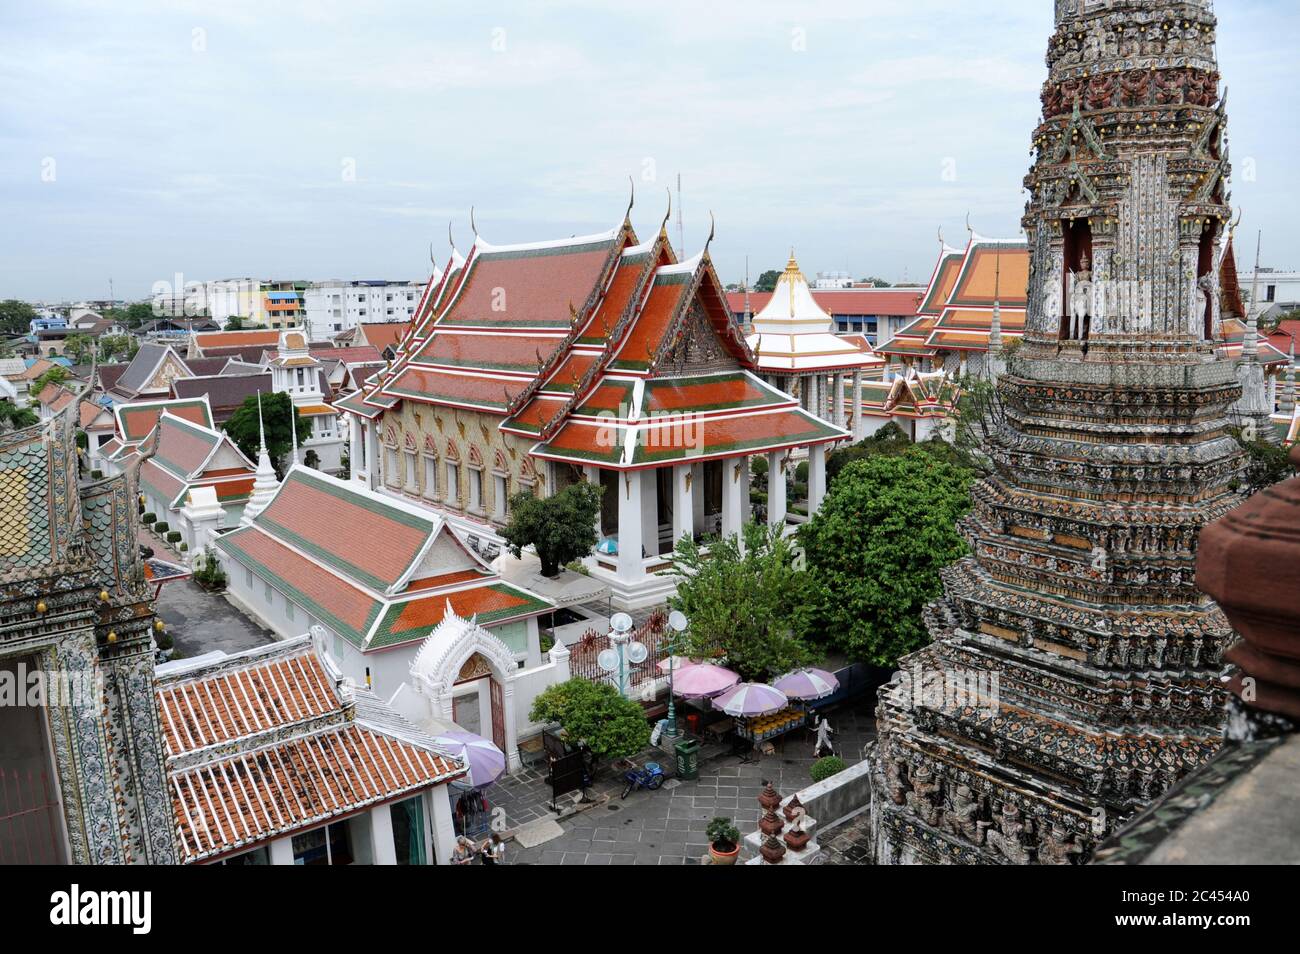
<box><xmin>241</xmin><ymin>392</ymin><xmax>280</xmax><ymax>526</ymax></box>
<box><xmin>1284</xmin><ymin>335</ymin><xmax>1297</xmax><ymax>415</ymax></box>
<box><xmin>1243</xmin><ymin>230</ymin><xmax>1261</xmax><ymax>359</ymax></box>
<box><xmin>988</xmin><ymin>246</ymin><xmax>1005</xmax><ymax>377</ymax></box>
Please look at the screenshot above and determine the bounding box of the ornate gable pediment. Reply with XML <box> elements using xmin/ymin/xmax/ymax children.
<box><xmin>655</xmin><ymin>294</ymin><xmax>740</xmax><ymax>376</ymax></box>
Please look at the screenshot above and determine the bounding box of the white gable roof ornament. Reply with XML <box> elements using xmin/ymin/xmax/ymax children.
<box><xmin>241</xmin><ymin>393</ymin><xmax>280</xmax><ymax>526</ymax></box>
<box><xmin>409</xmin><ymin>601</ymin><xmax>518</xmax><ymax>693</ymax></box>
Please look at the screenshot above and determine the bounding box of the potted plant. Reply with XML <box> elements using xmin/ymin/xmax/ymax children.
<box><xmin>706</xmin><ymin>816</ymin><xmax>741</xmax><ymax>866</ymax></box>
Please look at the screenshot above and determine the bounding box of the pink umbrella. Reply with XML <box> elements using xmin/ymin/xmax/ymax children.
<box><xmin>774</xmin><ymin>668</ymin><xmax>840</xmax><ymax>701</ymax></box>
<box><xmin>657</xmin><ymin>655</ymin><xmax>697</xmax><ymax>673</ymax></box>
<box><xmin>671</xmin><ymin>663</ymin><xmax>740</xmax><ymax>699</ymax></box>
<box><xmin>712</xmin><ymin>682</ymin><xmax>788</xmax><ymax>717</ymax></box>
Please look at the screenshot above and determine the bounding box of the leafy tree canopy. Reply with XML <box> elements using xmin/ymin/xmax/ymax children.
<box><xmin>666</xmin><ymin>521</ymin><xmax>816</xmax><ymax>682</ymax></box>
<box><xmin>224</xmin><ymin>391</ymin><xmax>303</xmax><ymax>474</ymax></box>
<box><xmin>800</xmin><ymin>448</ymin><xmax>973</xmax><ymax>667</ymax></box>
<box><xmin>857</xmin><ymin>276</ymin><xmax>893</xmax><ymax>288</ymax></box>
<box><xmin>501</xmin><ymin>481</ymin><xmax>601</xmax><ymax>577</ymax></box>
<box><xmin>827</xmin><ymin>422</ymin><xmax>966</xmax><ymax>488</ymax></box>
<box><xmin>63</xmin><ymin>333</ymin><xmax>95</xmax><ymax>363</ymax></box>
<box><xmin>98</xmin><ymin>334</ymin><xmax>133</xmax><ymax>361</ymax></box>
<box><xmin>0</xmin><ymin>400</ymin><xmax>39</xmax><ymax>433</ymax></box>
<box><xmin>224</xmin><ymin>316</ymin><xmax>245</xmax><ymax>331</ymax></box>
<box><xmin>1230</xmin><ymin>427</ymin><xmax>1296</xmax><ymax>497</ymax></box>
<box><xmin>753</xmin><ymin>269</ymin><xmax>782</xmax><ymax>293</ymax></box>
<box><xmin>32</xmin><ymin>364</ymin><xmax>71</xmax><ymax>396</ymax></box>
<box><xmin>529</xmin><ymin>678</ymin><xmax>650</xmax><ymax>761</ymax></box>
<box><xmin>0</xmin><ymin>299</ymin><xmax>37</xmax><ymax>336</ymax></box>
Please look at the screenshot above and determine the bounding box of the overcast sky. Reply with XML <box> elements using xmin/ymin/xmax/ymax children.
<box><xmin>2</xmin><ymin>0</ymin><xmax>1296</xmax><ymax>302</ymax></box>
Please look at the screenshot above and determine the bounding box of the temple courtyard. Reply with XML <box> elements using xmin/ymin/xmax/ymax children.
<box><xmin>493</xmin><ymin>701</ymin><xmax>875</xmax><ymax>865</ymax></box>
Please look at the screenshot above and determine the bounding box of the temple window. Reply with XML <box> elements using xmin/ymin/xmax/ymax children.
<box><xmin>469</xmin><ymin>467</ymin><xmax>484</xmax><ymax>514</ymax></box>
<box><xmin>384</xmin><ymin>446</ymin><xmax>400</xmax><ymax>488</ymax></box>
<box><xmin>493</xmin><ymin>473</ymin><xmax>509</xmax><ymax>520</ymax></box>
<box><xmin>446</xmin><ymin>461</ymin><xmax>460</xmax><ymax>506</ymax></box>
<box><xmin>292</xmin><ymin>822</ymin><xmax>353</xmax><ymax>866</ymax></box>
<box><xmin>422</xmin><ymin>454</ymin><xmax>438</xmax><ymax>500</ymax></box>
<box><xmin>403</xmin><ymin>450</ymin><xmax>418</xmax><ymax>493</ymax></box>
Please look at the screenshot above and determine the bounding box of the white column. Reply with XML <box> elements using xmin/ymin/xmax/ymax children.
<box><xmin>617</xmin><ymin>469</ymin><xmax>643</xmax><ymax>581</ymax></box>
<box><xmin>852</xmin><ymin>369</ymin><xmax>863</xmax><ymax>440</ymax></box>
<box><xmin>585</xmin><ymin>466</ymin><xmax>603</xmax><ymax>537</ymax></box>
<box><xmin>427</xmin><ymin>788</ymin><xmax>457</xmax><ymax>866</ymax></box>
<box><xmin>269</xmin><ymin>836</ymin><xmax>294</xmax><ymax>865</ymax></box>
<box><xmin>833</xmin><ymin>373</ymin><xmax>846</xmax><ymax>428</ymax></box>
<box><xmin>808</xmin><ymin>444</ymin><xmax>828</xmax><ymax>514</ymax></box>
<box><xmin>721</xmin><ymin>456</ymin><xmax>745</xmax><ymax>539</ymax></box>
<box><xmin>672</xmin><ymin>462</ymin><xmax>694</xmax><ymax>545</ymax></box>
<box><xmin>640</xmin><ymin>469</ymin><xmax>659</xmax><ymax>558</ymax></box>
<box><xmin>691</xmin><ymin>461</ymin><xmax>706</xmax><ymax>531</ymax></box>
<box><xmin>766</xmin><ymin>451</ymin><xmax>787</xmax><ymax>528</ymax></box>
<box><xmin>364</xmin><ymin>422</ymin><xmax>380</xmax><ymax>491</ymax></box>
<box><xmin>370</xmin><ymin>803</ymin><xmax>398</xmax><ymax>865</ymax></box>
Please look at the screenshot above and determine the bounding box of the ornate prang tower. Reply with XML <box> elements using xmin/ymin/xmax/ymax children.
<box><xmin>870</xmin><ymin>0</ymin><xmax>1243</xmax><ymax>865</ymax></box>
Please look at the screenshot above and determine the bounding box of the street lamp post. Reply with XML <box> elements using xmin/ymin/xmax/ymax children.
<box><xmin>664</xmin><ymin>610</ymin><xmax>689</xmax><ymax>739</ymax></box>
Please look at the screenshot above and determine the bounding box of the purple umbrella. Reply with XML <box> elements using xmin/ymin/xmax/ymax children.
<box><xmin>671</xmin><ymin>663</ymin><xmax>740</xmax><ymax>699</ymax></box>
<box><xmin>774</xmin><ymin>668</ymin><xmax>840</xmax><ymax>701</ymax></box>
<box><xmin>712</xmin><ymin>682</ymin><xmax>788</xmax><ymax>717</ymax></box>
<box><xmin>433</xmin><ymin>730</ymin><xmax>507</xmax><ymax>788</ymax></box>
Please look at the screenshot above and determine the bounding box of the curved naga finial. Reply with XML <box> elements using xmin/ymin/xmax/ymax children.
<box><xmin>660</xmin><ymin>186</ymin><xmax>672</xmax><ymax>236</ymax></box>
<box><xmin>469</xmin><ymin>205</ymin><xmax>478</xmax><ymax>238</ymax></box>
<box><xmin>937</xmin><ymin>226</ymin><xmax>945</xmax><ymax>248</ymax></box>
<box><xmin>429</xmin><ymin>242</ymin><xmax>437</xmax><ymax>266</ymax></box>
<box><xmin>625</xmin><ymin>175</ymin><xmax>635</xmax><ymax>222</ymax></box>
<box><xmin>965</xmin><ymin>211</ymin><xmax>974</xmax><ymax>236</ymax></box>
<box><xmin>704</xmin><ymin>210</ymin><xmax>716</xmax><ymax>254</ymax></box>
<box><xmin>448</xmin><ymin>219</ymin><xmax>458</xmax><ymax>254</ymax></box>
<box><xmin>1229</xmin><ymin>206</ymin><xmax>1243</xmax><ymax>238</ymax></box>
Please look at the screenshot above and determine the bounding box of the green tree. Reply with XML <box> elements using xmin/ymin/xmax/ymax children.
<box><xmin>665</xmin><ymin>521</ymin><xmax>815</xmax><ymax>682</ymax></box>
<box><xmin>0</xmin><ymin>299</ymin><xmax>37</xmax><ymax>336</ymax></box>
<box><xmin>224</xmin><ymin>391</ymin><xmax>303</xmax><ymax>474</ymax></box>
<box><xmin>0</xmin><ymin>401</ymin><xmax>39</xmax><ymax>432</ymax></box>
<box><xmin>223</xmin><ymin>316</ymin><xmax>245</xmax><ymax>331</ymax></box>
<box><xmin>32</xmin><ymin>364</ymin><xmax>71</xmax><ymax>396</ymax></box>
<box><xmin>1230</xmin><ymin>427</ymin><xmax>1295</xmax><ymax>496</ymax></box>
<box><xmin>754</xmin><ymin>269</ymin><xmax>782</xmax><ymax>293</ymax></box>
<box><xmin>529</xmin><ymin>678</ymin><xmax>650</xmax><ymax>761</ymax></box>
<box><xmin>124</xmin><ymin>302</ymin><xmax>154</xmax><ymax>327</ymax></box>
<box><xmin>501</xmin><ymin>482</ymin><xmax>601</xmax><ymax>577</ymax></box>
<box><xmin>857</xmin><ymin>276</ymin><xmax>893</xmax><ymax>288</ymax></box>
<box><xmin>98</xmin><ymin>334</ymin><xmax>133</xmax><ymax>361</ymax></box>
<box><xmin>63</xmin><ymin>333</ymin><xmax>95</xmax><ymax>364</ymax></box>
<box><xmin>800</xmin><ymin>448</ymin><xmax>973</xmax><ymax>666</ymax></box>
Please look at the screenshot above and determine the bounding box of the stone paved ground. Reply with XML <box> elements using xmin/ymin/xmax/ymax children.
<box><xmin>490</xmin><ymin>700</ymin><xmax>876</xmax><ymax>865</ymax></box>
<box><xmin>156</xmin><ymin>578</ymin><xmax>275</xmax><ymax>659</ymax></box>
<box><xmin>820</xmin><ymin>808</ymin><xmax>873</xmax><ymax>865</ymax></box>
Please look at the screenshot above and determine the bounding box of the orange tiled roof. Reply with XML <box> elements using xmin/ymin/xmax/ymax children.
<box><xmin>158</xmin><ymin>650</ymin><xmax>338</xmax><ymax>756</ymax></box>
<box><xmin>157</xmin><ymin>639</ymin><xmax>465</xmax><ymax>863</ymax></box>
<box><xmin>357</xmin><ymin>322</ymin><xmax>411</xmax><ymax>352</ymax></box>
<box><xmin>193</xmin><ymin>329</ymin><xmax>281</xmax><ymax>351</ymax></box>
<box><xmin>254</xmin><ymin>468</ymin><xmax>435</xmax><ymax>591</ymax></box>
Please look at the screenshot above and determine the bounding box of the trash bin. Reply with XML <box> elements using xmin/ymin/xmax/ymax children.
<box><xmin>674</xmin><ymin>738</ymin><xmax>700</xmax><ymax>781</ymax></box>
